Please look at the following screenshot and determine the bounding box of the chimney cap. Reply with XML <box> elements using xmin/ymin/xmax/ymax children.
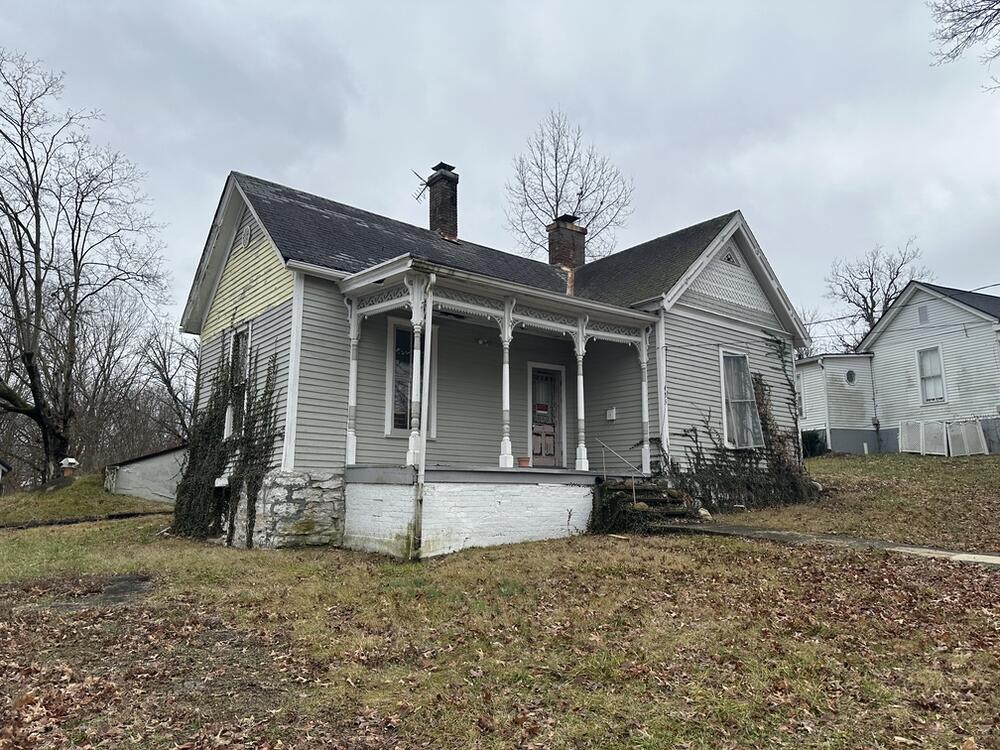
<box><xmin>432</xmin><ymin>161</ymin><xmax>456</xmax><ymax>172</ymax></box>
<box><xmin>555</xmin><ymin>213</ymin><xmax>580</xmax><ymax>224</ymax></box>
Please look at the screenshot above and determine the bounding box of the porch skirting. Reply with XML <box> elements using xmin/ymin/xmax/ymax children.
<box><xmin>344</xmin><ymin>466</ymin><xmax>597</xmax><ymax>558</ymax></box>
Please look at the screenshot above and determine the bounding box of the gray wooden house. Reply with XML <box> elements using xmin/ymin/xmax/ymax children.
<box><xmin>181</xmin><ymin>163</ymin><xmax>807</xmax><ymax>556</ymax></box>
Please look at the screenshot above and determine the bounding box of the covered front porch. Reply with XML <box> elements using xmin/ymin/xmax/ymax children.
<box><xmin>340</xmin><ymin>258</ymin><xmax>664</xmax><ymax>479</ymax></box>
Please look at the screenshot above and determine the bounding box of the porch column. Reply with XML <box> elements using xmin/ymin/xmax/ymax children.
<box><xmin>655</xmin><ymin>307</ymin><xmax>669</xmax><ymax>460</ymax></box>
<box><xmin>638</xmin><ymin>326</ymin><xmax>651</xmax><ymax>475</ymax></box>
<box><xmin>498</xmin><ymin>298</ymin><xmax>515</xmax><ymax>468</ymax></box>
<box><xmin>404</xmin><ymin>275</ymin><xmax>428</xmax><ymax>466</ymax></box>
<box><xmin>573</xmin><ymin>317</ymin><xmax>589</xmax><ymax>471</ymax></box>
<box><xmin>345</xmin><ymin>298</ymin><xmax>360</xmax><ymax>465</ymax></box>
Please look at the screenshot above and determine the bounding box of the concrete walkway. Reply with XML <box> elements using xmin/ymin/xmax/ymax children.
<box><xmin>661</xmin><ymin>523</ymin><xmax>1000</xmax><ymax>570</ymax></box>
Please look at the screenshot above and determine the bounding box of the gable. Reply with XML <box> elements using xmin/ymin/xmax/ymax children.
<box><xmin>677</xmin><ymin>238</ymin><xmax>781</xmax><ymax>328</ymax></box>
<box><xmin>859</xmin><ymin>282</ymin><xmax>998</xmax><ymax>351</ymax></box>
<box><xmin>202</xmin><ymin>205</ymin><xmax>294</xmax><ymax>339</ymax></box>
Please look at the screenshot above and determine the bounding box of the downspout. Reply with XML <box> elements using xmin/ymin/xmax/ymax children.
<box><xmin>415</xmin><ymin>273</ymin><xmax>436</xmax><ymax>557</ymax></box>
<box><xmin>869</xmin><ymin>354</ymin><xmax>881</xmax><ymax>453</ymax></box>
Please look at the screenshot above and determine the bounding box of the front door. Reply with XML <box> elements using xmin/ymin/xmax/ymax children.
<box><xmin>531</xmin><ymin>368</ymin><xmax>561</xmax><ymax>467</ymax></box>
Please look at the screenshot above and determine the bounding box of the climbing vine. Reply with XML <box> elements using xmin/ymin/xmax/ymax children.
<box><xmin>172</xmin><ymin>346</ymin><xmax>279</xmax><ymax>545</ymax></box>
<box><xmin>664</xmin><ymin>342</ymin><xmax>817</xmax><ymax>513</ymax></box>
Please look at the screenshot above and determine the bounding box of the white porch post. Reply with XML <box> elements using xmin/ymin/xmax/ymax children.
<box><xmin>573</xmin><ymin>316</ymin><xmax>589</xmax><ymax>471</ymax></box>
<box><xmin>404</xmin><ymin>275</ymin><xmax>428</xmax><ymax>466</ymax></box>
<box><xmin>655</xmin><ymin>307</ymin><xmax>669</xmax><ymax>462</ymax></box>
<box><xmin>345</xmin><ymin>298</ymin><xmax>360</xmax><ymax>465</ymax></box>
<box><xmin>638</xmin><ymin>326</ymin><xmax>651</xmax><ymax>475</ymax></box>
<box><xmin>498</xmin><ymin>298</ymin><xmax>515</xmax><ymax>468</ymax></box>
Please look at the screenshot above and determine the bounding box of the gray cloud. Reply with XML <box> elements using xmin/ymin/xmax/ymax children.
<box><xmin>3</xmin><ymin>1</ymin><xmax>997</xmax><ymax>332</ymax></box>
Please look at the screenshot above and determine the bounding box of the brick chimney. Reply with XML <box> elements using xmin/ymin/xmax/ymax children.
<box><xmin>547</xmin><ymin>214</ymin><xmax>586</xmax><ymax>269</ymax></box>
<box><xmin>427</xmin><ymin>162</ymin><xmax>458</xmax><ymax>239</ymax></box>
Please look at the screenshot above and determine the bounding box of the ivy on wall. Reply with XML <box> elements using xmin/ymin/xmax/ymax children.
<box><xmin>172</xmin><ymin>348</ymin><xmax>279</xmax><ymax>546</ymax></box>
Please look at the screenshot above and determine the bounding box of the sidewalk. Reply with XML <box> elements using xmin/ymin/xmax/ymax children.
<box><xmin>660</xmin><ymin>523</ymin><xmax>1000</xmax><ymax>570</ymax></box>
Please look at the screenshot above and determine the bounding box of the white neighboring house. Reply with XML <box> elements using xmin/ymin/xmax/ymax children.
<box><xmin>104</xmin><ymin>445</ymin><xmax>186</xmax><ymax>504</ymax></box>
<box><xmin>796</xmin><ymin>282</ymin><xmax>1000</xmax><ymax>455</ymax></box>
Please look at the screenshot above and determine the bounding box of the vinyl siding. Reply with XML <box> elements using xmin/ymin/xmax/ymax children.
<box><xmin>796</xmin><ymin>361</ymin><xmax>828</xmax><ymax>432</ymax></box>
<box><xmin>822</xmin><ymin>357</ymin><xmax>875</xmax><ymax>430</ymax></box>
<box><xmin>664</xmin><ymin>309</ymin><xmax>797</xmax><ymax>462</ymax></box>
<box><xmin>202</xmin><ymin>206</ymin><xmax>294</xmax><ymax>339</ymax></box>
<box><xmin>584</xmin><ymin>338</ymin><xmax>658</xmax><ymax>474</ymax></box>
<box><xmin>294</xmin><ymin>276</ymin><xmax>349</xmax><ymax>473</ymax></box>
<box><xmin>195</xmin><ymin>300</ymin><xmax>293</xmax><ymax>466</ymax></box>
<box><xmin>868</xmin><ymin>288</ymin><xmax>1000</xmax><ymax>427</ymax></box>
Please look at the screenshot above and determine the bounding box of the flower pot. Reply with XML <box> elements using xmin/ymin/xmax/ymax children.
<box><xmin>516</xmin><ymin>457</ymin><xmax>531</xmax><ymax>468</ymax></box>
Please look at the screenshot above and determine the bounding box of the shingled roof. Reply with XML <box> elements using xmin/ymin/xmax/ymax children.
<box><xmin>233</xmin><ymin>172</ymin><xmax>734</xmax><ymax>307</ymax></box>
<box><xmin>573</xmin><ymin>212</ymin><xmax>738</xmax><ymax>304</ymax></box>
<box><xmin>922</xmin><ymin>282</ymin><xmax>1000</xmax><ymax>321</ymax></box>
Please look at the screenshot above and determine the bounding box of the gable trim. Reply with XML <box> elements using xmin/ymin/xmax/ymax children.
<box><xmin>858</xmin><ymin>281</ymin><xmax>998</xmax><ymax>351</ymax></box>
<box><xmin>659</xmin><ymin>212</ymin><xmax>809</xmax><ymax>346</ymax></box>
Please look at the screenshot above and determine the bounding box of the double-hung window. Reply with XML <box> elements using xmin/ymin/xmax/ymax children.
<box><xmin>721</xmin><ymin>350</ymin><xmax>764</xmax><ymax>449</ymax></box>
<box><xmin>917</xmin><ymin>346</ymin><xmax>945</xmax><ymax>404</ymax></box>
<box><xmin>385</xmin><ymin>318</ymin><xmax>437</xmax><ymax>437</ymax></box>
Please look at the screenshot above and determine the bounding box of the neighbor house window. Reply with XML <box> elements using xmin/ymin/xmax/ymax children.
<box><xmin>385</xmin><ymin>318</ymin><xmax>437</xmax><ymax>436</ymax></box>
<box><xmin>917</xmin><ymin>346</ymin><xmax>945</xmax><ymax>404</ymax></box>
<box><xmin>845</xmin><ymin>369</ymin><xmax>856</xmax><ymax>385</ymax></box>
<box><xmin>225</xmin><ymin>327</ymin><xmax>250</xmax><ymax>438</ymax></box>
<box><xmin>721</xmin><ymin>351</ymin><xmax>764</xmax><ymax>449</ymax></box>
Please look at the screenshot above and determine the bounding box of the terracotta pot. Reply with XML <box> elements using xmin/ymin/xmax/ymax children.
<box><xmin>516</xmin><ymin>457</ymin><xmax>531</xmax><ymax>468</ymax></box>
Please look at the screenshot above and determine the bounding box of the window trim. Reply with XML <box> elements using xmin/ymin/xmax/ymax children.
<box><xmin>915</xmin><ymin>345</ymin><xmax>947</xmax><ymax>406</ymax></box>
<box><xmin>383</xmin><ymin>316</ymin><xmax>438</xmax><ymax>439</ymax></box>
<box><xmin>719</xmin><ymin>347</ymin><xmax>764</xmax><ymax>450</ymax></box>
<box><xmin>795</xmin><ymin>371</ymin><xmax>806</xmax><ymax>419</ymax></box>
<box><xmin>223</xmin><ymin>322</ymin><xmax>252</xmax><ymax>439</ymax></box>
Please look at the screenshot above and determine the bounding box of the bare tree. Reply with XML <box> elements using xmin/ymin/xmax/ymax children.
<box><xmin>0</xmin><ymin>49</ymin><xmax>165</xmax><ymax>480</ymax></box>
<box><xmin>143</xmin><ymin>324</ymin><xmax>198</xmax><ymax>442</ymax></box>
<box><xmin>505</xmin><ymin>109</ymin><xmax>633</xmax><ymax>260</ymax></box>
<box><xmin>931</xmin><ymin>0</ymin><xmax>1000</xmax><ymax>86</ymax></box>
<box><xmin>794</xmin><ymin>305</ymin><xmax>821</xmax><ymax>360</ymax></box>
<box><xmin>824</xmin><ymin>239</ymin><xmax>931</xmax><ymax>351</ymax></box>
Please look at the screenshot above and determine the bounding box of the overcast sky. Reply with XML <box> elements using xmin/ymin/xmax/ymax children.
<box><xmin>4</xmin><ymin>1</ymin><xmax>998</xmax><ymax>338</ymax></box>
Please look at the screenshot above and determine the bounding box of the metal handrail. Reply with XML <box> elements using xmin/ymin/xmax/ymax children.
<box><xmin>594</xmin><ymin>438</ymin><xmax>643</xmax><ymax>476</ymax></box>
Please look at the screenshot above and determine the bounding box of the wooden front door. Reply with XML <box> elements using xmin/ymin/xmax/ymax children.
<box><xmin>531</xmin><ymin>368</ymin><xmax>562</xmax><ymax>467</ymax></box>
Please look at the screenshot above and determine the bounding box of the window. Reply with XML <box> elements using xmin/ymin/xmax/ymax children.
<box><xmin>845</xmin><ymin>369</ymin><xmax>856</xmax><ymax>385</ymax></box>
<box><xmin>917</xmin><ymin>346</ymin><xmax>946</xmax><ymax>404</ymax></box>
<box><xmin>384</xmin><ymin>318</ymin><xmax>437</xmax><ymax>436</ymax></box>
<box><xmin>721</xmin><ymin>351</ymin><xmax>764</xmax><ymax>449</ymax></box>
<box><xmin>795</xmin><ymin>373</ymin><xmax>805</xmax><ymax>418</ymax></box>
<box><xmin>391</xmin><ymin>326</ymin><xmax>413</xmax><ymax>430</ymax></box>
<box><xmin>917</xmin><ymin>305</ymin><xmax>929</xmax><ymax>325</ymax></box>
<box><xmin>225</xmin><ymin>327</ymin><xmax>250</xmax><ymax>437</ymax></box>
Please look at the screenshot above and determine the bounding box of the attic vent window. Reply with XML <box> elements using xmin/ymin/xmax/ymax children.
<box><xmin>721</xmin><ymin>249</ymin><xmax>741</xmax><ymax>267</ymax></box>
<box><xmin>845</xmin><ymin>370</ymin><xmax>857</xmax><ymax>385</ymax></box>
<box><xmin>238</xmin><ymin>225</ymin><xmax>252</xmax><ymax>249</ymax></box>
<box><xmin>917</xmin><ymin>305</ymin><xmax>929</xmax><ymax>325</ymax></box>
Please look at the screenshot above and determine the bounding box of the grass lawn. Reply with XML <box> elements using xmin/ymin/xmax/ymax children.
<box><xmin>0</xmin><ymin>473</ymin><xmax>170</xmax><ymax>527</ymax></box>
<box><xmin>722</xmin><ymin>453</ymin><xmax>1000</xmax><ymax>554</ymax></box>
<box><xmin>1</xmin><ymin>516</ymin><xmax>998</xmax><ymax>748</ymax></box>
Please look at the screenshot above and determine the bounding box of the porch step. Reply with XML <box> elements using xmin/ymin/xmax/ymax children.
<box><xmin>592</xmin><ymin>480</ymin><xmax>696</xmax><ymax>533</ymax></box>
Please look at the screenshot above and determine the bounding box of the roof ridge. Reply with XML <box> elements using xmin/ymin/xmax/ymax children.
<box><xmin>921</xmin><ymin>281</ymin><xmax>1000</xmax><ymax>300</ymax></box>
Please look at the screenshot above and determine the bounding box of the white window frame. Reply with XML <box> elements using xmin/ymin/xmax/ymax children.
<box><xmin>795</xmin><ymin>372</ymin><xmax>806</xmax><ymax>419</ymax></box>
<box><xmin>223</xmin><ymin>322</ymin><xmax>252</xmax><ymax>439</ymax></box>
<box><xmin>719</xmin><ymin>347</ymin><xmax>765</xmax><ymax>450</ymax></box>
<box><xmin>915</xmin><ymin>345</ymin><xmax>947</xmax><ymax>406</ymax></box>
<box><xmin>383</xmin><ymin>316</ymin><xmax>438</xmax><ymax>439</ymax></box>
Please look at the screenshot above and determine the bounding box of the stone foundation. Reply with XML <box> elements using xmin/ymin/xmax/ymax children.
<box><xmin>228</xmin><ymin>469</ymin><xmax>345</xmax><ymax>549</ymax></box>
